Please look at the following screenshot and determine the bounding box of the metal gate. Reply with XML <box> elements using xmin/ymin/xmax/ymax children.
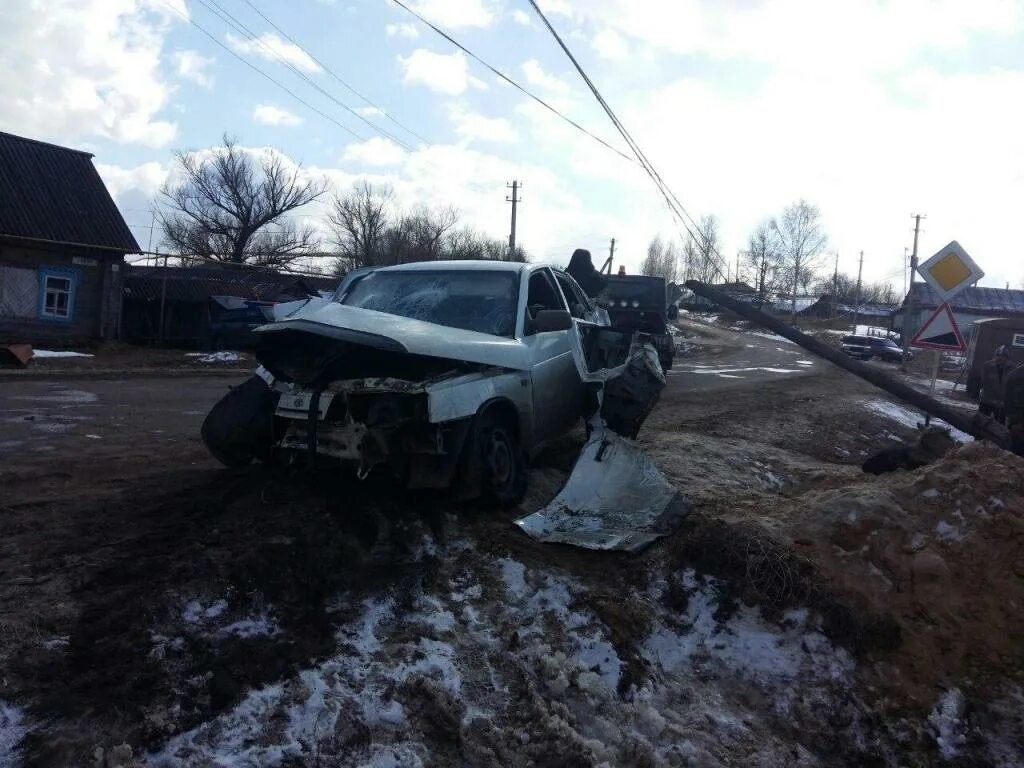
<box><xmin>0</xmin><ymin>266</ymin><xmax>38</xmax><ymax>319</ymax></box>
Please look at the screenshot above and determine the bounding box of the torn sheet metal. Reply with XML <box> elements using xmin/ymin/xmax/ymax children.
<box><xmin>570</xmin><ymin>326</ymin><xmax>666</xmax><ymax>438</ymax></box>
<box><xmin>515</xmin><ymin>425</ymin><xmax>688</xmax><ymax>553</ymax></box>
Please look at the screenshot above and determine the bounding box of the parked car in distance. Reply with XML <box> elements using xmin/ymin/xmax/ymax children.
<box><xmin>840</xmin><ymin>334</ymin><xmax>911</xmax><ymax>363</ymax></box>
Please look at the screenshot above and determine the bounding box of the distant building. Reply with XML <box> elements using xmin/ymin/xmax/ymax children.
<box><xmin>769</xmin><ymin>294</ymin><xmax>821</xmax><ymax>315</ymax></box>
<box><xmin>122</xmin><ymin>265</ymin><xmax>337</xmax><ymax>348</ymax></box>
<box><xmin>892</xmin><ymin>283</ymin><xmax>1024</xmax><ymax>339</ymax></box>
<box><xmin>799</xmin><ymin>295</ymin><xmax>896</xmax><ymax>321</ymax></box>
<box><xmin>0</xmin><ymin>131</ymin><xmax>139</xmax><ymax>344</ymax></box>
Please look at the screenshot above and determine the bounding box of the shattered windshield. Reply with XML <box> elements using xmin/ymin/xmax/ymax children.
<box><xmin>340</xmin><ymin>269</ymin><xmax>519</xmax><ymax>337</ymax></box>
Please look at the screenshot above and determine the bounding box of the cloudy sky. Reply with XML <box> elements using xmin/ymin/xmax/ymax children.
<box><xmin>2</xmin><ymin>0</ymin><xmax>1022</xmax><ymax>289</ymax></box>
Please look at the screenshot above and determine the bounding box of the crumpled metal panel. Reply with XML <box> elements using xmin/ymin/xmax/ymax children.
<box><xmin>514</xmin><ymin>424</ymin><xmax>688</xmax><ymax>553</ymax></box>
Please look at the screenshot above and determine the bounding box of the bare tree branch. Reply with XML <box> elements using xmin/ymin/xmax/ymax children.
<box><xmin>159</xmin><ymin>134</ymin><xmax>328</xmax><ymax>267</ymax></box>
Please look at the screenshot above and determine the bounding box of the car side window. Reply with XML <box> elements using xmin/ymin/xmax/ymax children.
<box><xmin>524</xmin><ymin>270</ymin><xmax>568</xmax><ymax>334</ymax></box>
<box><xmin>527</xmin><ymin>270</ymin><xmax>566</xmax><ymax>313</ymax></box>
<box><xmin>552</xmin><ymin>271</ymin><xmax>590</xmax><ymax>318</ymax></box>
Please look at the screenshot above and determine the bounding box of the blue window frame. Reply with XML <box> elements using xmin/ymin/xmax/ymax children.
<box><xmin>38</xmin><ymin>266</ymin><xmax>79</xmax><ymax>322</ymax></box>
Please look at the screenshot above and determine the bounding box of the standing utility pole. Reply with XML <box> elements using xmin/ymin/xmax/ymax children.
<box><xmin>852</xmin><ymin>250</ymin><xmax>864</xmax><ymax>331</ymax></box>
<box><xmin>608</xmin><ymin>237</ymin><xmax>616</xmax><ymax>274</ymax></box>
<box><xmin>901</xmin><ymin>213</ymin><xmax>925</xmax><ymax>360</ymax></box>
<box><xmin>903</xmin><ymin>247</ymin><xmax>909</xmax><ymax>298</ymax></box>
<box><xmin>832</xmin><ymin>252</ymin><xmax>839</xmax><ymax>318</ymax></box>
<box><xmin>506</xmin><ymin>180</ymin><xmax>521</xmax><ymax>261</ymax></box>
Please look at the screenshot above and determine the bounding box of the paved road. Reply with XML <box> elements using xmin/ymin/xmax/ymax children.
<box><xmin>665</xmin><ymin>318</ymin><xmax>819</xmax><ymax>392</ymax></box>
<box><xmin>0</xmin><ymin>321</ymin><xmax>813</xmax><ymax>460</ymax></box>
<box><xmin>0</xmin><ymin>375</ymin><xmax>245</xmax><ymax>458</ymax></box>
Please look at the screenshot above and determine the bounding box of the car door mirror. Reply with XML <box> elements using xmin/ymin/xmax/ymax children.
<box><xmin>530</xmin><ymin>309</ymin><xmax>573</xmax><ymax>334</ymax></box>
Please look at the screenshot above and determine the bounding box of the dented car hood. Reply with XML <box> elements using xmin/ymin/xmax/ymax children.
<box><xmin>256</xmin><ymin>301</ymin><xmax>532</xmax><ymax>371</ymax></box>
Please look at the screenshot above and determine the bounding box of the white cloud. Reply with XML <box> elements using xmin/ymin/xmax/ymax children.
<box><xmin>95</xmin><ymin>160</ymin><xmax>168</xmax><ymax>200</ymax></box>
<box><xmin>511</xmin><ymin>9</ymin><xmax>532</xmax><ymax>25</ymax></box>
<box><xmin>386</xmin><ymin>23</ymin><xmax>420</xmax><ymax>39</ymax></box>
<box><xmin>342</xmin><ymin>137</ymin><xmax>407</xmax><ymax>166</ymax></box>
<box><xmin>449</xmin><ymin>104</ymin><xmax>519</xmax><ymax>144</ymax></box>
<box><xmin>407</xmin><ymin>0</ymin><xmax>497</xmax><ymax>29</ymax></box>
<box><xmin>521</xmin><ymin>59</ymin><xmax>571</xmax><ymax>94</ymax></box>
<box><xmin>591</xmin><ymin>28</ymin><xmax>628</xmax><ymax>60</ymax></box>
<box><xmin>172</xmin><ymin>49</ymin><xmax>214</xmax><ymax>88</ymax></box>
<box><xmin>356</xmin><ymin>106</ymin><xmax>386</xmax><ymax>118</ymax></box>
<box><xmin>398</xmin><ymin>49</ymin><xmax>473</xmax><ymax>95</ymax></box>
<box><xmin>0</xmin><ymin>0</ymin><xmax>179</xmax><ymax>147</ymax></box>
<box><xmin>252</xmin><ymin>103</ymin><xmax>303</xmax><ymax>127</ymax></box>
<box><xmin>225</xmin><ymin>32</ymin><xmax>320</xmax><ymax>73</ymax></box>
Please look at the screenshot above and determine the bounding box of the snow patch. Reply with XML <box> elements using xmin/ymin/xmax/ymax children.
<box><xmin>185</xmin><ymin>351</ymin><xmax>244</xmax><ymax>363</ymax></box>
<box><xmin>862</xmin><ymin>399</ymin><xmax>973</xmax><ymax>443</ymax></box>
<box><xmin>929</xmin><ymin>688</ymin><xmax>967</xmax><ymax>760</ymax></box>
<box><xmin>498</xmin><ymin>557</ymin><xmax>528</xmax><ymax>598</ymax></box>
<box><xmin>11</xmin><ymin>388</ymin><xmax>97</xmax><ymax>404</ymax></box>
<box><xmin>0</xmin><ymin>700</ymin><xmax>27</xmax><ymax>768</ymax></box>
<box><xmin>749</xmin><ymin>331</ymin><xmax>796</xmax><ymax>345</ymax></box>
<box><xmin>643</xmin><ymin>571</ymin><xmax>853</xmax><ymax>693</ymax></box>
<box><xmin>31</xmin><ymin>349</ymin><xmax>93</xmax><ymax>358</ymax></box>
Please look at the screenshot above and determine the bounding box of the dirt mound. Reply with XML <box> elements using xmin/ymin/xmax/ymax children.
<box><xmin>784</xmin><ymin>441</ymin><xmax>1024</xmax><ymax>709</ymax></box>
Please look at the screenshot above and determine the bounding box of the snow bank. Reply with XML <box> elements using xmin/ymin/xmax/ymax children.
<box><xmin>31</xmin><ymin>349</ymin><xmax>93</xmax><ymax>358</ymax></box>
<box><xmin>0</xmin><ymin>701</ymin><xmax>27</xmax><ymax>768</ymax></box>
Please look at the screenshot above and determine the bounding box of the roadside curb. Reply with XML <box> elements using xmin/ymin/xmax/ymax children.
<box><xmin>0</xmin><ymin>367</ymin><xmax>251</xmax><ymax>383</ymax></box>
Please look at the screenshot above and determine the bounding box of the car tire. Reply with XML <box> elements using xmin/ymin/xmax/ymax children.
<box><xmin>477</xmin><ymin>409</ymin><xmax>526</xmax><ymax>509</ymax></box>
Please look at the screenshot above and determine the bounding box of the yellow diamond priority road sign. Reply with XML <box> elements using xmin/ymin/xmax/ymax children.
<box><xmin>918</xmin><ymin>241</ymin><xmax>984</xmax><ymax>301</ymax></box>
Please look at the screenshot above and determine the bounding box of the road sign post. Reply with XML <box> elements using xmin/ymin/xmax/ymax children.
<box><xmin>911</xmin><ymin>301</ymin><xmax>967</xmax><ymax>395</ymax></box>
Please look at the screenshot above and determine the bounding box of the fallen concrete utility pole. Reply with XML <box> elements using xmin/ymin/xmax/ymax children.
<box><xmin>685</xmin><ymin>280</ymin><xmax>1011</xmax><ymax>448</ymax></box>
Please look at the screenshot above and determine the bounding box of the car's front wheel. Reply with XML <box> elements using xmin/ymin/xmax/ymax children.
<box><xmin>477</xmin><ymin>409</ymin><xmax>526</xmax><ymax>508</ymax></box>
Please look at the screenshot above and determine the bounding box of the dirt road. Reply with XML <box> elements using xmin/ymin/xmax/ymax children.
<box><xmin>1</xmin><ymin>325</ymin><xmax>1021</xmax><ymax>767</ymax></box>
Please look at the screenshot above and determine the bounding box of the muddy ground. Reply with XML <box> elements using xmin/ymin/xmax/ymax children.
<box><xmin>1</xmin><ymin>320</ymin><xmax>1022</xmax><ymax>767</ymax></box>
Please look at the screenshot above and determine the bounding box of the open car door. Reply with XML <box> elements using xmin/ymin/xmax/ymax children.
<box><xmin>515</xmin><ymin>325</ymin><xmax>688</xmax><ymax>553</ymax></box>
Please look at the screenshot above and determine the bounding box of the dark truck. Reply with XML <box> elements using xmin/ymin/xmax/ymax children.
<box><xmin>602</xmin><ymin>275</ymin><xmax>677</xmax><ymax>371</ymax></box>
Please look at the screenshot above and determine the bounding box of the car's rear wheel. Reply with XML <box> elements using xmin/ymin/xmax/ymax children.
<box><xmin>477</xmin><ymin>409</ymin><xmax>526</xmax><ymax>508</ymax></box>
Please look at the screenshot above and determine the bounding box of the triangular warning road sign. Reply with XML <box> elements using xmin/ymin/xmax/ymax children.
<box><xmin>910</xmin><ymin>302</ymin><xmax>966</xmax><ymax>351</ymax></box>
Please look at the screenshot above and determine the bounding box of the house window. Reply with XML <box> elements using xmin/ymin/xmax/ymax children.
<box><xmin>38</xmin><ymin>267</ymin><xmax>78</xmax><ymax>321</ymax></box>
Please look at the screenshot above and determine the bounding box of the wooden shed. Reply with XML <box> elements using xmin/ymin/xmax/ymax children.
<box><xmin>0</xmin><ymin>131</ymin><xmax>139</xmax><ymax>344</ymax></box>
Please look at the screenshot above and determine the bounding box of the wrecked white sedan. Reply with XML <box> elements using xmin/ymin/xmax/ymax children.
<box><xmin>202</xmin><ymin>260</ymin><xmax>635</xmax><ymax>507</ymax></box>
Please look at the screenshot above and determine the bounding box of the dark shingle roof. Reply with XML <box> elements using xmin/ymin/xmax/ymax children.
<box><xmin>903</xmin><ymin>282</ymin><xmax>1024</xmax><ymax>314</ymax></box>
<box><xmin>125</xmin><ymin>265</ymin><xmax>337</xmax><ymax>303</ymax></box>
<box><xmin>0</xmin><ymin>131</ymin><xmax>139</xmax><ymax>253</ymax></box>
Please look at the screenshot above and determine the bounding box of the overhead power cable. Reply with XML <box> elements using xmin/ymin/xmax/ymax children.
<box><xmin>526</xmin><ymin>0</ymin><xmax>729</xmax><ymax>282</ymax></box>
<box><xmin>241</xmin><ymin>0</ymin><xmax>431</xmax><ymax>146</ymax></box>
<box><xmin>197</xmin><ymin>0</ymin><xmax>412</xmax><ymax>150</ymax></box>
<box><xmin>389</xmin><ymin>0</ymin><xmax>637</xmax><ymax>166</ymax></box>
<box><xmin>158</xmin><ymin>0</ymin><xmax>366</xmax><ymax>141</ymax></box>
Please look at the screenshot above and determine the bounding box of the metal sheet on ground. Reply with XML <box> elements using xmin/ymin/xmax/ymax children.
<box><xmin>515</xmin><ymin>427</ymin><xmax>688</xmax><ymax>553</ymax></box>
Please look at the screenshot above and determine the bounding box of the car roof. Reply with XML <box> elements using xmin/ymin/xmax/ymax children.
<box><xmin>372</xmin><ymin>260</ymin><xmax>534</xmax><ymax>274</ymax></box>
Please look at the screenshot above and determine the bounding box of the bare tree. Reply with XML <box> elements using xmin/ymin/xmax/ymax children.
<box><xmin>773</xmin><ymin>200</ymin><xmax>827</xmax><ymax>322</ymax></box>
<box><xmin>743</xmin><ymin>221</ymin><xmax>783</xmax><ymax>299</ymax></box>
<box><xmin>160</xmin><ymin>135</ymin><xmax>328</xmax><ymax>267</ymax></box>
<box><xmin>640</xmin><ymin>236</ymin><xmax>679</xmax><ymax>282</ymax></box>
<box><xmin>328</xmin><ymin>181</ymin><xmax>393</xmax><ymax>272</ymax></box>
<box><xmin>328</xmin><ymin>183</ymin><xmax>524</xmax><ymax>271</ymax></box>
<box><xmin>687</xmin><ymin>214</ymin><xmax>722</xmax><ymax>284</ymax></box>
